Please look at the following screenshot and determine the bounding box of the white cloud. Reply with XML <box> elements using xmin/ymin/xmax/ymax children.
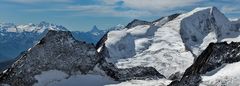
<box><xmin>22</xmin><ymin>0</ymin><xmax>203</xmax><ymax>18</ymax></box>
<box><xmin>7</xmin><ymin>0</ymin><xmax>72</xmax><ymax>4</ymax></box>
<box><xmin>222</xmin><ymin>6</ymin><xmax>236</xmax><ymax>13</ymax></box>
<box><xmin>101</xmin><ymin>0</ymin><xmax>120</xmax><ymax>5</ymax></box>
<box><xmin>25</xmin><ymin>5</ymin><xmax>151</xmax><ymax>18</ymax></box>
<box><xmin>67</xmin><ymin>5</ymin><xmax>152</xmax><ymax>17</ymax></box>
<box><xmin>121</xmin><ymin>0</ymin><xmax>201</xmax><ymax>11</ymax></box>
<box><xmin>221</xmin><ymin>6</ymin><xmax>240</xmax><ymax>14</ymax></box>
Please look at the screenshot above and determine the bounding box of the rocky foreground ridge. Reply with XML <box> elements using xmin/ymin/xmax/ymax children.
<box><xmin>0</xmin><ymin>30</ymin><xmax>164</xmax><ymax>86</ymax></box>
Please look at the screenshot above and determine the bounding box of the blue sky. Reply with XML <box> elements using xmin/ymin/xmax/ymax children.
<box><xmin>0</xmin><ymin>0</ymin><xmax>240</xmax><ymax>31</ymax></box>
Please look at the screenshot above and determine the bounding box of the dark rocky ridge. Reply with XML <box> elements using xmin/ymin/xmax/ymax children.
<box><xmin>98</xmin><ymin>59</ymin><xmax>165</xmax><ymax>81</ymax></box>
<box><xmin>0</xmin><ymin>30</ymin><xmax>164</xmax><ymax>86</ymax></box>
<box><xmin>125</xmin><ymin>13</ymin><xmax>181</xmax><ymax>29</ymax></box>
<box><xmin>125</xmin><ymin>19</ymin><xmax>152</xmax><ymax>29</ymax></box>
<box><xmin>152</xmin><ymin>13</ymin><xmax>181</xmax><ymax>23</ymax></box>
<box><xmin>169</xmin><ymin>42</ymin><xmax>240</xmax><ymax>86</ymax></box>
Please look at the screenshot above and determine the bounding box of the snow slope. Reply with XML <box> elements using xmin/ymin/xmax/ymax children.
<box><xmin>116</xmin><ymin>13</ymin><xmax>194</xmax><ymax>78</ymax></box>
<box><xmin>107</xmin><ymin>79</ymin><xmax>171</xmax><ymax>86</ymax></box>
<box><xmin>201</xmin><ymin>62</ymin><xmax>240</xmax><ymax>86</ymax></box>
<box><xmin>105</xmin><ymin>30</ymin><xmax>135</xmax><ymax>62</ymax></box>
<box><xmin>100</xmin><ymin>6</ymin><xmax>240</xmax><ymax>80</ymax></box>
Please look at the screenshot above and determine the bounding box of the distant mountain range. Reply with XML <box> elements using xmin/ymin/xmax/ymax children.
<box><xmin>1</xmin><ymin>6</ymin><xmax>240</xmax><ymax>86</ymax></box>
<box><xmin>0</xmin><ymin>22</ymin><xmax>123</xmax><ymax>62</ymax></box>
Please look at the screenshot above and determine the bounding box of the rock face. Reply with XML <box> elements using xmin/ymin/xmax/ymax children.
<box><xmin>0</xmin><ymin>30</ymin><xmax>101</xmax><ymax>85</ymax></box>
<box><xmin>125</xmin><ymin>19</ymin><xmax>151</xmax><ymax>29</ymax></box>
<box><xmin>169</xmin><ymin>42</ymin><xmax>240</xmax><ymax>86</ymax></box>
<box><xmin>98</xmin><ymin>60</ymin><xmax>165</xmax><ymax>81</ymax></box>
<box><xmin>152</xmin><ymin>13</ymin><xmax>181</xmax><ymax>26</ymax></box>
<box><xmin>0</xmin><ymin>30</ymin><xmax>164</xmax><ymax>86</ymax></box>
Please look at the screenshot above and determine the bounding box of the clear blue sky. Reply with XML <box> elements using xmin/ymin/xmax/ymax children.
<box><xmin>0</xmin><ymin>0</ymin><xmax>239</xmax><ymax>31</ymax></box>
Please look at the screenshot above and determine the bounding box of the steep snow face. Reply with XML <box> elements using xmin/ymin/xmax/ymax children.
<box><xmin>180</xmin><ymin>7</ymin><xmax>237</xmax><ymax>56</ymax></box>
<box><xmin>105</xmin><ymin>30</ymin><xmax>135</xmax><ymax>62</ymax></box>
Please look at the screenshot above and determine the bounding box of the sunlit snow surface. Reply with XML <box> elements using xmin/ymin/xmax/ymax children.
<box><xmin>201</xmin><ymin>62</ymin><xmax>240</xmax><ymax>86</ymax></box>
<box><xmin>95</xmin><ymin>6</ymin><xmax>240</xmax><ymax>86</ymax></box>
<box><xmin>106</xmin><ymin>79</ymin><xmax>171</xmax><ymax>86</ymax></box>
<box><xmin>104</xmin><ymin>7</ymin><xmax>240</xmax><ymax>80</ymax></box>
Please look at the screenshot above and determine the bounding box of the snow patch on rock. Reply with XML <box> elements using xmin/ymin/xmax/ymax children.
<box><xmin>34</xmin><ymin>70</ymin><xmax>118</xmax><ymax>86</ymax></box>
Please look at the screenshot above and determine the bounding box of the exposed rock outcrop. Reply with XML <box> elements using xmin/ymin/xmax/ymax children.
<box><xmin>125</xmin><ymin>19</ymin><xmax>151</xmax><ymax>29</ymax></box>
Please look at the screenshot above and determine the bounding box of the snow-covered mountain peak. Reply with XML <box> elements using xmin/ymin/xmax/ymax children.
<box><xmin>0</xmin><ymin>22</ymin><xmax>68</xmax><ymax>33</ymax></box>
<box><xmin>39</xmin><ymin>21</ymin><xmax>50</xmax><ymax>26</ymax></box>
<box><xmin>87</xmin><ymin>25</ymin><xmax>104</xmax><ymax>36</ymax></box>
<box><xmin>186</xmin><ymin>6</ymin><xmax>229</xmax><ymax>25</ymax></box>
<box><xmin>177</xmin><ymin>6</ymin><xmax>237</xmax><ymax>56</ymax></box>
<box><xmin>90</xmin><ymin>25</ymin><xmax>100</xmax><ymax>32</ymax></box>
<box><xmin>97</xmin><ymin>6</ymin><xmax>240</xmax><ymax>79</ymax></box>
<box><xmin>181</xmin><ymin>6</ymin><xmax>229</xmax><ymax>25</ymax></box>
